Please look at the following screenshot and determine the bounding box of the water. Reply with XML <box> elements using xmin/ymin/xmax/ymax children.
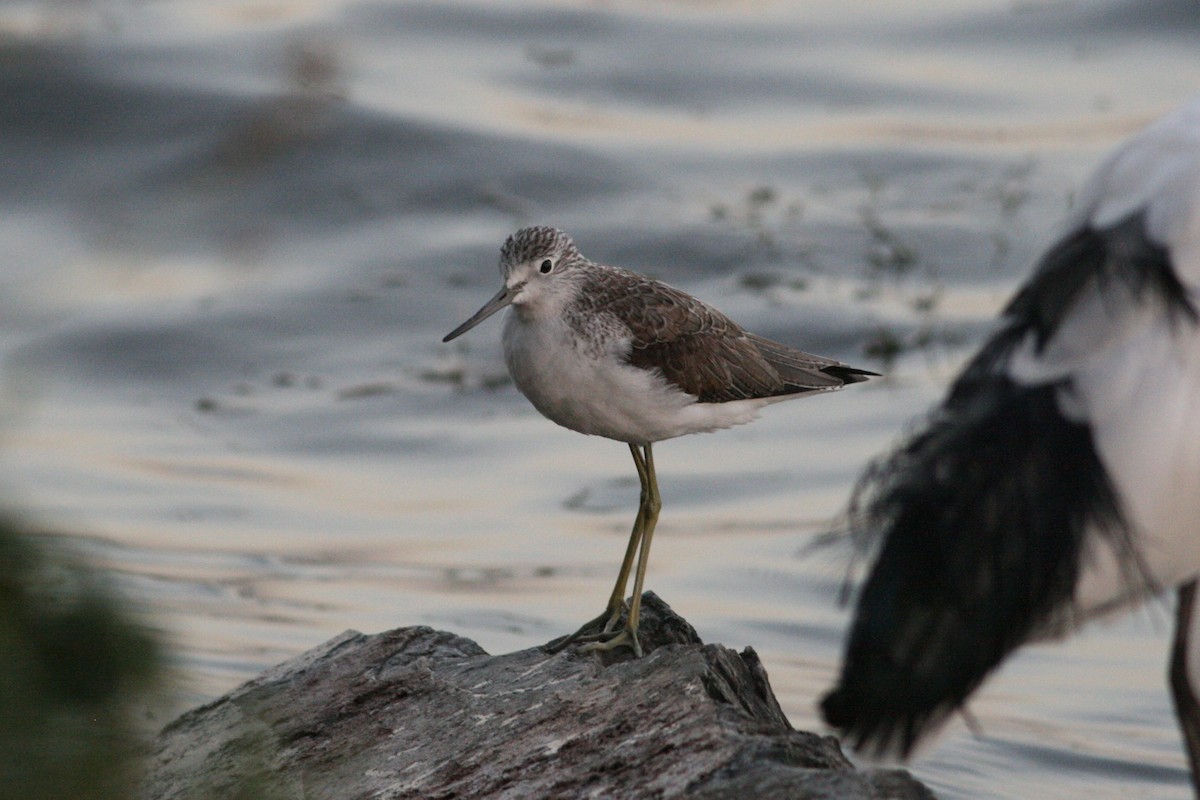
<box><xmin>2</xmin><ymin>1</ymin><xmax>1199</xmax><ymax>797</ymax></box>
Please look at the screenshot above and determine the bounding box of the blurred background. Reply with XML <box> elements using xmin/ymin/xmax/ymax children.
<box><xmin>1</xmin><ymin>1</ymin><xmax>1199</xmax><ymax>797</ymax></box>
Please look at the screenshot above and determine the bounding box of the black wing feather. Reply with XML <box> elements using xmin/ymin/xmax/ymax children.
<box><xmin>821</xmin><ymin>211</ymin><xmax>1187</xmax><ymax>757</ymax></box>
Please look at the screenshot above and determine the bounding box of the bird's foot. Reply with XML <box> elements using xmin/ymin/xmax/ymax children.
<box><xmin>577</xmin><ymin>627</ymin><xmax>643</xmax><ymax>658</ymax></box>
<box><xmin>543</xmin><ymin>606</ymin><xmax>624</xmax><ymax>654</ymax></box>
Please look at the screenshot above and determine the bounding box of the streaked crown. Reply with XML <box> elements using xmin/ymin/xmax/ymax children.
<box><xmin>499</xmin><ymin>226</ymin><xmax>583</xmax><ymax>275</ymax></box>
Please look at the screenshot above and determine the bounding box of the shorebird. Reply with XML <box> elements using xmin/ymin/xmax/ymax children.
<box><xmin>444</xmin><ymin>226</ymin><xmax>877</xmax><ymax>656</ymax></box>
<box><xmin>822</xmin><ymin>95</ymin><xmax>1200</xmax><ymax>791</ymax></box>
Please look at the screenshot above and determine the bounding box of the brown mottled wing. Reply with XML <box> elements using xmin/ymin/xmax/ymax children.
<box><xmin>588</xmin><ymin>269</ymin><xmax>868</xmax><ymax>403</ymax></box>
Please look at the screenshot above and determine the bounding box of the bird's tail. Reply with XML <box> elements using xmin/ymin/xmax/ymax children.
<box><xmin>746</xmin><ymin>334</ymin><xmax>880</xmax><ymax>392</ymax></box>
<box><xmin>821</xmin><ymin>370</ymin><xmax>1135</xmax><ymax>757</ymax></box>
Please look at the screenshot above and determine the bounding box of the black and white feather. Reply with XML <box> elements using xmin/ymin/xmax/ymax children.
<box><xmin>822</xmin><ymin>97</ymin><xmax>1200</xmax><ymax>759</ymax></box>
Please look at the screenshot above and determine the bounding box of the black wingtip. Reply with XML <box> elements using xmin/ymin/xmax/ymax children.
<box><xmin>822</xmin><ymin>365</ymin><xmax>881</xmax><ymax>385</ymax></box>
<box><xmin>824</xmin><ymin>374</ymin><xmax>1137</xmax><ymax>762</ymax></box>
<box><xmin>819</xmin><ymin>687</ymin><xmax>852</xmax><ymax>730</ymax></box>
<box><xmin>819</xmin><ymin>671</ymin><xmax>926</xmax><ymax>760</ymax></box>
<box><xmin>819</xmin><ymin>688</ymin><xmax>887</xmax><ymax>756</ymax></box>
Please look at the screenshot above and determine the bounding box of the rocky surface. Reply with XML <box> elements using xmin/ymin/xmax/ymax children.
<box><xmin>143</xmin><ymin>593</ymin><xmax>933</xmax><ymax>799</ymax></box>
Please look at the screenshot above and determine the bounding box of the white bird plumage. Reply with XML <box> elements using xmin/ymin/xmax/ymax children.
<box><xmin>823</xmin><ymin>95</ymin><xmax>1200</xmax><ymax>793</ymax></box>
<box><xmin>1010</xmin><ymin>100</ymin><xmax>1200</xmax><ymax>616</ymax></box>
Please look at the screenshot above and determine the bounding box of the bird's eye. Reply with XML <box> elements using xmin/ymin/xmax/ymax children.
<box><xmin>539</xmin><ymin>259</ymin><xmax>553</xmax><ymax>274</ymax></box>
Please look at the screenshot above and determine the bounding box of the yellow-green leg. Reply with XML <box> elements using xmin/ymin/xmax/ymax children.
<box><xmin>579</xmin><ymin>443</ymin><xmax>661</xmax><ymax>657</ymax></box>
<box><xmin>546</xmin><ymin>443</ymin><xmax>660</xmax><ymax>657</ymax></box>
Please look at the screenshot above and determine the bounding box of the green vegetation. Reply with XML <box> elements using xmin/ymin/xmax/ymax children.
<box><xmin>0</xmin><ymin>517</ymin><xmax>162</xmax><ymax>800</ymax></box>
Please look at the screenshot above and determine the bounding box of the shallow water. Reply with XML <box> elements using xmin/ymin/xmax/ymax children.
<box><xmin>3</xmin><ymin>1</ymin><xmax>1200</xmax><ymax>797</ymax></box>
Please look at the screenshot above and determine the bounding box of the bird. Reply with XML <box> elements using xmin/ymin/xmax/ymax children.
<box><xmin>821</xmin><ymin>94</ymin><xmax>1200</xmax><ymax>793</ymax></box>
<box><xmin>443</xmin><ymin>226</ymin><xmax>878</xmax><ymax>656</ymax></box>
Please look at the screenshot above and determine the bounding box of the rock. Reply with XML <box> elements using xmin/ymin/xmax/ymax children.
<box><xmin>143</xmin><ymin>593</ymin><xmax>933</xmax><ymax>800</ymax></box>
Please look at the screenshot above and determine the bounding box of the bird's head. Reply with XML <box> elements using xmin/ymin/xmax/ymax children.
<box><xmin>443</xmin><ymin>226</ymin><xmax>586</xmax><ymax>342</ymax></box>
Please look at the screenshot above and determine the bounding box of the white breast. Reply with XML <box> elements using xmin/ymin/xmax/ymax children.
<box><xmin>501</xmin><ymin>310</ymin><xmax>771</xmax><ymax>444</ymax></box>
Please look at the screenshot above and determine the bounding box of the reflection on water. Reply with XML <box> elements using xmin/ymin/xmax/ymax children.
<box><xmin>2</xmin><ymin>1</ymin><xmax>1199</xmax><ymax>797</ymax></box>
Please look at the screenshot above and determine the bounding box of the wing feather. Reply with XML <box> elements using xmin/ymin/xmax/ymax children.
<box><xmin>580</xmin><ymin>269</ymin><xmax>874</xmax><ymax>402</ymax></box>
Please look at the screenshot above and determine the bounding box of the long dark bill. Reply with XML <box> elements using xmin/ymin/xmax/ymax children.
<box><xmin>443</xmin><ymin>286</ymin><xmax>513</xmax><ymax>342</ymax></box>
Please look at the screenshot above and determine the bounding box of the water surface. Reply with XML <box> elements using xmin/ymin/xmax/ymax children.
<box><xmin>2</xmin><ymin>1</ymin><xmax>1199</xmax><ymax>797</ymax></box>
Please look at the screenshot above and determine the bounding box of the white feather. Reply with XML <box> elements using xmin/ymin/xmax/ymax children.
<box><xmin>1006</xmin><ymin>95</ymin><xmax>1200</xmax><ymax>617</ymax></box>
<box><xmin>1075</xmin><ymin>98</ymin><xmax>1200</xmax><ymax>259</ymax></box>
<box><xmin>502</xmin><ymin>309</ymin><xmax>771</xmax><ymax>444</ymax></box>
